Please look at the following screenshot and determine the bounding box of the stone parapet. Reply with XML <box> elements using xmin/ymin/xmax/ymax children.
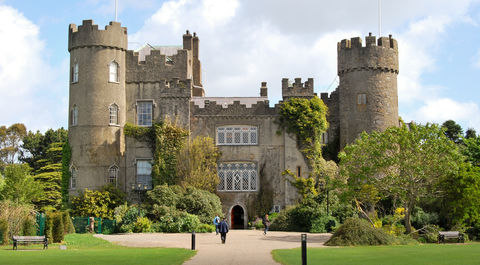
<box><xmin>68</xmin><ymin>20</ymin><xmax>127</xmax><ymax>52</ymax></box>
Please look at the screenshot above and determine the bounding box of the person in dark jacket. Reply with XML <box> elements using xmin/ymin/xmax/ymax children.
<box><xmin>218</xmin><ymin>218</ymin><xmax>229</xmax><ymax>244</ymax></box>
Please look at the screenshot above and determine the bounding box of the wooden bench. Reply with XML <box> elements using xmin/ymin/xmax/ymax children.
<box><xmin>13</xmin><ymin>236</ymin><xmax>48</xmax><ymax>250</ymax></box>
<box><xmin>438</xmin><ymin>231</ymin><xmax>464</xmax><ymax>243</ymax></box>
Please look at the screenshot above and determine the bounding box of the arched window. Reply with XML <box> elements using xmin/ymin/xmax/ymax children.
<box><xmin>70</xmin><ymin>166</ymin><xmax>77</xmax><ymax>189</ymax></box>
<box><xmin>108</xmin><ymin>165</ymin><xmax>118</xmax><ymax>187</ymax></box>
<box><xmin>71</xmin><ymin>105</ymin><xmax>78</xmax><ymax>126</ymax></box>
<box><xmin>72</xmin><ymin>62</ymin><xmax>78</xmax><ymax>83</ymax></box>
<box><xmin>109</xmin><ymin>104</ymin><xmax>118</xmax><ymax>125</ymax></box>
<box><xmin>109</xmin><ymin>61</ymin><xmax>118</xmax><ymax>82</ymax></box>
<box><xmin>217</xmin><ymin>162</ymin><xmax>257</xmax><ymax>191</ymax></box>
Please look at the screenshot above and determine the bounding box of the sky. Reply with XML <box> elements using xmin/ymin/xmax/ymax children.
<box><xmin>1</xmin><ymin>0</ymin><xmax>480</xmax><ymax>133</ymax></box>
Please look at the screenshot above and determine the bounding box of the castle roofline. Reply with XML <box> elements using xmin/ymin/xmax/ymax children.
<box><xmin>192</xmin><ymin>96</ymin><xmax>268</xmax><ymax>108</ymax></box>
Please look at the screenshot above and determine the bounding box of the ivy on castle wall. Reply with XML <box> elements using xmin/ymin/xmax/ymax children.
<box><xmin>124</xmin><ymin>121</ymin><xmax>188</xmax><ymax>186</ymax></box>
<box><xmin>60</xmin><ymin>140</ymin><xmax>71</xmax><ymax>206</ymax></box>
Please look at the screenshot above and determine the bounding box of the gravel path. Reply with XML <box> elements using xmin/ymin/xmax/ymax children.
<box><xmin>96</xmin><ymin>230</ymin><xmax>331</xmax><ymax>265</ymax></box>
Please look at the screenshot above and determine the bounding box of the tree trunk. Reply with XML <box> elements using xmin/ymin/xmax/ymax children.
<box><xmin>405</xmin><ymin>204</ymin><xmax>413</xmax><ymax>234</ymax></box>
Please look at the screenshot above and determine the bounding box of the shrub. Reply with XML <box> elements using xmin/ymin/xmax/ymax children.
<box><xmin>286</xmin><ymin>199</ymin><xmax>323</xmax><ymax>232</ymax></box>
<box><xmin>411</xmin><ymin>207</ymin><xmax>439</xmax><ymax>229</ymax></box>
<box><xmin>254</xmin><ymin>218</ymin><xmax>264</xmax><ymax>229</ymax></box>
<box><xmin>195</xmin><ymin>223</ymin><xmax>215</xmax><ymax>233</ymax></box>
<box><xmin>21</xmin><ymin>217</ymin><xmax>37</xmax><ymax>236</ymax></box>
<box><xmin>0</xmin><ymin>218</ymin><xmax>8</xmax><ymax>245</ymax></box>
<box><xmin>118</xmin><ymin>206</ymin><xmax>145</xmax><ymax>233</ymax></box>
<box><xmin>133</xmin><ymin>217</ymin><xmax>153</xmax><ymax>233</ymax></box>
<box><xmin>325</xmin><ymin>218</ymin><xmax>395</xmax><ymax>246</ymax></box>
<box><xmin>62</xmin><ymin>211</ymin><xmax>75</xmax><ymax>234</ymax></box>
<box><xmin>52</xmin><ymin>213</ymin><xmax>64</xmax><ymax>243</ymax></box>
<box><xmin>418</xmin><ymin>224</ymin><xmax>441</xmax><ymax>243</ymax></box>
<box><xmin>176</xmin><ymin>186</ymin><xmax>222</xmax><ymax>224</ymax></box>
<box><xmin>44</xmin><ymin>213</ymin><xmax>53</xmax><ymax>241</ymax></box>
<box><xmin>310</xmin><ymin>215</ymin><xmax>338</xmax><ymax>233</ymax></box>
<box><xmin>147</xmin><ymin>184</ymin><xmax>181</xmax><ymax>207</ymax></box>
<box><xmin>270</xmin><ymin>207</ymin><xmax>292</xmax><ymax>231</ymax></box>
<box><xmin>0</xmin><ymin>201</ymin><xmax>35</xmax><ymax>238</ymax></box>
<box><xmin>71</xmin><ymin>187</ymin><xmax>125</xmax><ymax>219</ymax></box>
<box><xmin>155</xmin><ymin>208</ymin><xmax>200</xmax><ymax>233</ymax></box>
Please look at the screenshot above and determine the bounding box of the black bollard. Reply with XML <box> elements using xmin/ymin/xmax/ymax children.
<box><xmin>301</xmin><ymin>233</ymin><xmax>307</xmax><ymax>265</ymax></box>
<box><xmin>191</xmin><ymin>231</ymin><xmax>196</xmax><ymax>250</ymax></box>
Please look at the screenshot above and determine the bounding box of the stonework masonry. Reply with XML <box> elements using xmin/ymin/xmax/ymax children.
<box><xmin>68</xmin><ymin>20</ymin><xmax>399</xmax><ymax>228</ymax></box>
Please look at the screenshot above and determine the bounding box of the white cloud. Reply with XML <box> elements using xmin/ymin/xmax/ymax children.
<box><xmin>414</xmin><ymin>98</ymin><xmax>480</xmax><ymax>129</ymax></box>
<box><xmin>0</xmin><ymin>5</ymin><xmax>67</xmax><ymax>132</ymax></box>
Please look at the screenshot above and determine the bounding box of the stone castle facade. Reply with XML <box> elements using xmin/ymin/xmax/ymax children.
<box><xmin>68</xmin><ymin>20</ymin><xmax>399</xmax><ymax>228</ymax></box>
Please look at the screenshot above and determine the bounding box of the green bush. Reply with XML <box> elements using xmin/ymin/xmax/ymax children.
<box><xmin>419</xmin><ymin>225</ymin><xmax>441</xmax><ymax>243</ymax></box>
<box><xmin>325</xmin><ymin>218</ymin><xmax>395</xmax><ymax>246</ymax></box>
<box><xmin>133</xmin><ymin>217</ymin><xmax>153</xmax><ymax>233</ymax></box>
<box><xmin>71</xmin><ymin>186</ymin><xmax>125</xmax><ymax>219</ymax></box>
<box><xmin>176</xmin><ymin>186</ymin><xmax>222</xmax><ymax>224</ymax></box>
<box><xmin>155</xmin><ymin>207</ymin><xmax>200</xmax><ymax>233</ymax></box>
<box><xmin>254</xmin><ymin>218</ymin><xmax>264</xmax><ymax>229</ymax></box>
<box><xmin>44</xmin><ymin>213</ymin><xmax>53</xmax><ymax>241</ymax></box>
<box><xmin>195</xmin><ymin>223</ymin><xmax>215</xmax><ymax>233</ymax></box>
<box><xmin>52</xmin><ymin>213</ymin><xmax>65</xmax><ymax>243</ymax></box>
<box><xmin>21</xmin><ymin>217</ymin><xmax>37</xmax><ymax>236</ymax></box>
<box><xmin>270</xmin><ymin>200</ymin><xmax>324</xmax><ymax>232</ymax></box>
<box><xmin>118</xmin><ymin>206</ymin><xmax>145</xmax><ymax>233</ymax></box>
<box><xmin>147</xmin><ymin>184</ymin><xmax>181</xmax><ymax>207</ymax></box>
<box><xmin>62</xmin><ymin>211</ymin><xmax>75</xmax><ymax>234</ymax></box>
<box><xmin>270</xmin><ymin>207</ymin><xmax>292</xmax><ymax>231</ymax></box>
<box><xmin>310</xmin><ymin>215</ymin><xmax>338</xmax><ymax>233</ymax></box>
<box><xmin>0</xmin><ymin>218</ymin><xmax>8</xmax><ymax>245</ymax></box>
<box><xmin>411</xmin><ymin>207</ymin><xmax>439</xmax><ymax>229</ymax></box>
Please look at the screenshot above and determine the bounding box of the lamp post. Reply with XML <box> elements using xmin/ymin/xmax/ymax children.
<box><xmin>131</xmin><ymin>183</ymin><xmax>148</xmax><ymax>214</ymax></box>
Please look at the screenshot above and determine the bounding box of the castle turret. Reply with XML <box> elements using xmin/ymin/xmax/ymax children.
<box><xmin>281</xmin><ymin>77</ymin><xmax>314</xmax><ymax>100</ymax></box>
<box><xmin>337</xmin><ymin>33</ymin><xmax>399</xmax><ymax>148</ymax></box>
<box><xmin>68</xmin><ymin>20</ymin><xmax>127</xmax><ymax>192</ymax></box>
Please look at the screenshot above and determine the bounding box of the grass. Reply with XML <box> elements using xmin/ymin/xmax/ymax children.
<box><xmin>272</xmin><ymin>243</ymin><xmax>480</xmax><ymax>265</ymax></box>
<box><xmin>0</xmin><ymin>234</ymin><xmax>196</xmax><ymax>265</ymax></box>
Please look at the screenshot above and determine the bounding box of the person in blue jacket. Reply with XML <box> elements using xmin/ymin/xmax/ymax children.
<box><xmin>218</xmin><ymin>218</ymin><xmax>229</xmax><ymax>244</ymax></box>
<box><xmin>213</xmin><ymin>215</ymin><xmax>220</xmax><ymax>235</ymax></box>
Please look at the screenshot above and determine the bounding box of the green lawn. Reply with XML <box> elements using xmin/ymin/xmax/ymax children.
<box><xmin>0</xmin><ymin>234</ymin><xmax>196</xmax><ymax>265</ymax></box>
<box><xmin>272</xmin><ymin>243</ymin><xmax>480</xmax><ymax>265</ymax></box>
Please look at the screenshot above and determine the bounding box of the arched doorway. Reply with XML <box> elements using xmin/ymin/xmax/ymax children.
<box><xmin>230</xmin><ymin>205</ymin><xmax>245</xmax><ymax>229</ymax></box>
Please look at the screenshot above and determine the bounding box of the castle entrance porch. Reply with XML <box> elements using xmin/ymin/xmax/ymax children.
<box><xmin>230</xmin><ymin>205</ymin><xmax>245</xmax><ymax>229</ymax></box>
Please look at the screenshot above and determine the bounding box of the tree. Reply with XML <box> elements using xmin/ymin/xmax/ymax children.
<box><xmin>176</xmin><ymin>136</ymin><xmax>220</xmax><ymax>192</ymax></box>
<box><xmin>0</xmin><ymin>164</ymin><xmax>44</xmax><ymax>204</ymax></box>
<box><xmin>465</xmin><ymin>128</ymin><xmax>477</xmax><ymax>139</ymax></box>
<box><xmin>0</xmin><ymin>123</ymin><xmax>27</xmax><ymax>168</ymax></box>
<box><xmin>32</xmin><ymin>142</ymin><xmax>64</xmax><ymax>211</ymax></box>
<box><xmin>21</xmin><ymin>128</ymin><xmax>68</xmax><ymax>172</ymax></box>
<box><xmin>442</xmin><ymin>120</ymin><xmax>463</xmax><ymax>144</ymax></box>
<box><xmin>463</xmin><ymin>136</ymin><xmax>480</xmax><ymax>167</ymax></box>
<box><xmin>340</xmin><ymin>122</ymin><xmax>462</xmax><ymax>233</ymax></box>
<box><xmin>440</xmin><ymin>162</ymin><xmax>480</xmax><ymax>227</ymax></box>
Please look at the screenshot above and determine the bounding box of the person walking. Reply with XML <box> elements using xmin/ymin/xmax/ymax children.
<box><xmin>262</xmin><ymin>214</ymin><xmax>270</xmax><ymax>235</ymax></box>
<box><xmin>219</xmin><ymin>218</ymin><xmax>229</xmax><ymax>244</ymax></box>
<box><xmin>213</xmin><ymin>215</ymin><xmax>220</xmax><ymax>235</ymax></box>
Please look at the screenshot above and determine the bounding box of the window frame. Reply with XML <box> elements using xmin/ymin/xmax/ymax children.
<box><xmin>135</xmin><ymin>159</ymin><xmax>153</xmax><ymax>190</ymax></box>
<box><xmin>217</xmin><ymin>162</ymin><xmax>258</xmax><ymax>192</ymax></box>
<box><xmin>70</xmin><ymin>166</ymin><xmax>77</xmax><ymax>190</ymax></box>
<box><xmin>216</xmin><ymin>125</ymin><xmax>258</xmax><ymax>146</ymax></box>
<box><xmin>108</xmin><ymin>61</ymin><xmax>119</xmax><ymax>83</ymax></box>
<box><xmin>71</xmin><ymin>105</ymin><xmax>78</xmax><ymax>126</ymax></box>
<box><xmin>108</xmin><ymin>165</ymin><xmax>119</xmax><ymax>187</ymax></box>
<box><xmin>72</xmin><ymin>62</ymin><xmax>79</xmax><ymax>83</ymax></box>
<box><xmin>136</xmin><ymin>101</ymin><xmax>153</xmax><ymax>127</ymax></box>
<box><xmin>109</xmin><ymin>103</ymin><xmax>119</xmax><ymax>126</ymax></box>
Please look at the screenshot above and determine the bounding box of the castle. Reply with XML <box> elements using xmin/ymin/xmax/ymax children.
<box><xmin>68</xmin><ymin>20</ymin><xmax>399</xmax><ymax>228</ymax></box>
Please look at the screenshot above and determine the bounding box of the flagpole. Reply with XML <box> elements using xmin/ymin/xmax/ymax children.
<box><xmin>115</xmin><ymin>0</ymin><xmax>118</xmax><ymax>22</ymax></box>
<box><xmin>378</xmin><ymin>0</ymin><xmax>381</xmax><ymax>36</ymax></box>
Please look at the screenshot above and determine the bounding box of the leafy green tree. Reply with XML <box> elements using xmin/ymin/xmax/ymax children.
<box><xmin>0</xmin><ymin>164</ymin><xmax>43</xmax><ymax>204</ymax></box>
<box><xmin>340</xmin><ymin>122</ymin><xmax>462</xmax><ymax>233</ymax></box>
<box><xmin>440</xmin><ymin>163</ymin><xmax>480</xmax><ymax>227</ymax></box>
<box><xmin>442</xmin><ymin>120</ymin><xmax>463</xmax><ymax>144</ymax></box>
<box><xmin>463</xmin><ymin>136</ymin><xmax>480</xmax><ymax>167</ymax></box>
<box><xmin>71</xmin><ymin>187</ymin><xmax>124</xmax><ymax>219</ymax></box>
<box><xmin>21</xmin><ymin>128</ymin><xmax>67</xmax><ymax>172</ymax></box>
<box><xmin>465</xmin><ymin>128</ymin><xmax>477</xmax><ymax>139</ymax></box>
<box><xmin>33</xmin><ymin>142</ymin><xmax>63</xmax><ymax>211</ymax></box>
<box><xmin>176</xmin><ymin>136</ymin><xmax>220</xmax><ymax>192</ymax></box>
<box><xmin>0</xmin><ymin>123</ymin><xmax>27</xmax><ymax>168</ymax></box>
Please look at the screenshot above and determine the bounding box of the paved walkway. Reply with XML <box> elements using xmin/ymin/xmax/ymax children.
<box><xmin>96</xmin><ymin>230</ymin><xmax>331</xmax><ymax>265</ymax></box>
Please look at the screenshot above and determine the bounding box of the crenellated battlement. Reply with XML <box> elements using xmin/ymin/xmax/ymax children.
<box><xmin>337</xmin><ymin>33</ymin><xmax>399</xmax><ymax>75</ymax></box>
<box><xmin>338</xmin><ymin>33</ymin><xmax>398</xmax><ymax>51</ymax></box>
<box><xmin>192</xmin><ymin>99</ymin><xmax>277</xmax><ymax>117</ymax></box>
<box><xmin>68</xmin><ymin>20</ymin><xmax>127</xmax><ymax>52</ymax></box>
<box><xmin>281</xmin><ymin>78</ymin><xmax>315</xmax><ymax>100</ymax></box>
<box><xmin>126</xmin><ymin>48</ymin><xmax>190</xmax><ymax>83</ymax></box>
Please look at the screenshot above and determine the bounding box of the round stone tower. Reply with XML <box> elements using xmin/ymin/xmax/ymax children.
<box><xmin>337</xmin><ymin>33</ymin><xmax>399</xmax><ymax>148</ymax></box>
<box><xmin>68</xmin><ymin>20</ymin><xmax>127</xmax><ymax>192</ymax></box>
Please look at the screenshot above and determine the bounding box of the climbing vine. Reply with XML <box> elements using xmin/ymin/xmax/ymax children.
<box><xmin>61</xmin><ymin>140</ymin><xmax>71</xmax><ymax>205</ymax></box>
<box><xmin>124</xmin><ymin>121</ymin><xmax>188</xmax><ymax>186</ymax></box>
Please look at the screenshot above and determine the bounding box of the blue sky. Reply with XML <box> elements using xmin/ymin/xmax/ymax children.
<box><xmin>1</xmin><ymin>0</ymin><xmax>480</xmax><ymax>134</ymax></box>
